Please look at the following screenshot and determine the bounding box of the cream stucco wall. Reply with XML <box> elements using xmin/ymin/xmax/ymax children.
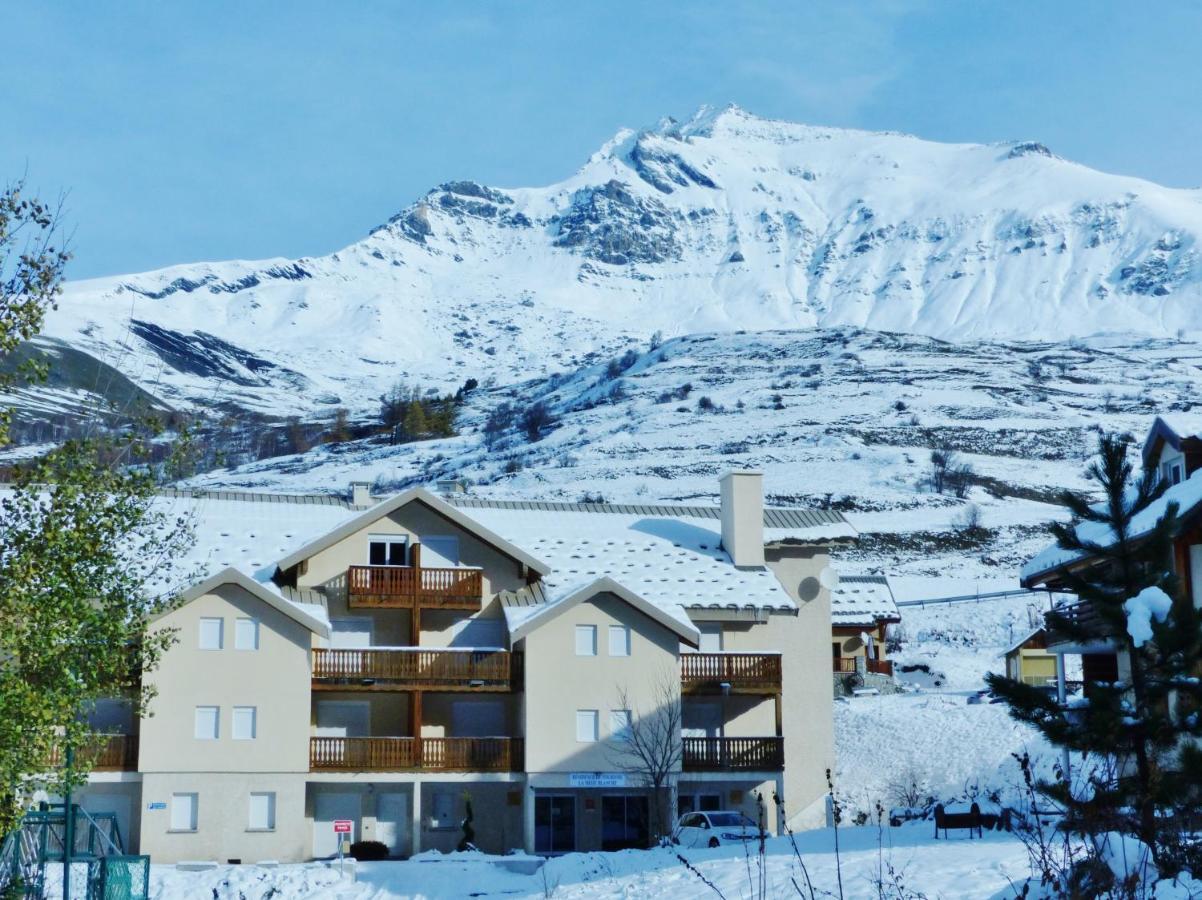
<box><xmin>142</xmin><ymin>583</ymin><xmax>313</xmax><ymax>774</ymax></box>
<box><xmin>140</xmin><ymin>772</ymin><xmax>308</xmax><ymax>864</ymax></box>
<box><xmin>521</xmin><ymin>592</ymin><xmax>681</xmax><ymax>773</ymax></box>
<box><xmin>763</xmin><ymin>545</ymin><xmax>838</xmax><ymax>829</ymax></box>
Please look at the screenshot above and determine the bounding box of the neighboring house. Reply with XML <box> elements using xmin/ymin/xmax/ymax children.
<box><xmin>1002</xmin><ymin>627</ymin><xmax>1059</xmax><ymax>687</ymax></box>
<box><xmin>829</xmin><ymin>575</ymin><xmax>900</xmax><ymax>682</ymax></box>
<box><xmin>65</xmin><ymin>471</ymin><xmax>855</xmax><ymax>862</ymax></box>
<box><xmin>1021</xmin><ymin>416</ymin><xmax>1202</xmax><ymax>692</ymax></box>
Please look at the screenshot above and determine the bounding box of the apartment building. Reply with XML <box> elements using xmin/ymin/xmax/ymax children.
<box><xmin>71</xmin><ymin>472</ymin><xmax>855</xmax><ymax>862</ymax></box>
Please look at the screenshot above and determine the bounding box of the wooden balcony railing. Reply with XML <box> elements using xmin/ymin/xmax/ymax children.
<box><xmin>346</xmin><ymin>565</ymin><xmax>484</xmax><ymax>609</ymax></box>
<box><xmin>681</xmin><ymin>653</ymin><xmax>781</xmax><ymax>694</ymax></box>
<box><xmin>309</xmin><ymin>736</ymin><xmax>523</xmax><ymax>772</ymax></box>
<box><xmin>833</xmin><ymin>657</ymin><xmax>857</xmax><ymax>674</ymax></box>
<box><xmin>682</xmin><ymin>737</ymin><xmax>783</xmax><ymax>771</ymax></box>
<box><xmin>866</xmin><ymin>659</ymin><xmax>893</xmax><ymax>676</ymax></box>
<box><xmin>48</xmin><ymin>734</ymin><xmax>139</xmax><ymax>771</ymax></box>
<box><xmin>312</xmin><ymin>648</ymin><xmax>522</xmax><ymax>691</ymax></box>
<box><xmin>1046</xmin><ymin>600</ymin><xmax>1112</xmax><ymax>646</ymax></box>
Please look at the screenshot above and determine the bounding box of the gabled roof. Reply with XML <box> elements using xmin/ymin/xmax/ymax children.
<box><xmin>830</xmin><ymin>575</ymin><xmax>900</xmax><ymax>627</ymax></box>
<box><xmin>272</xmin><ymin>487</ymin><xmax>552</xmax><ymax>576</ymax></box>
<box><xmin>167</xmin><ymin>567</ymin><xmax>330</xmax><ymax>637</ymax></box>
<box><xmin>506</xmin><ymin>576</ymin><xmax>700</xmax><ymax>647</ymax></box>
<box><xmin>1021</xmin><ymin>469</ymin><xmax>1202</xmax><ymax>586</ymax></box>
<box><xmin>1003</xmin><ymin>626</ymin><xmax>1047</xmax><ymax>657</ymax></box>
<box><xmin>1142</xmin><ymin>415</ymin><xmax>1202</xmax><ymax>465</ymax></box>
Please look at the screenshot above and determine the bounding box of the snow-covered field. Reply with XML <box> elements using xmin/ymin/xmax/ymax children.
<box><xmin>50</xmin><ymin>826</ymin><xmax>1034</xmax><ymax>899</ymax></box>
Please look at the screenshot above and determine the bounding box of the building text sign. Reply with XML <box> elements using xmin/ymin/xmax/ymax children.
<box><xmin>568</xmin><ymin>772</ymin><xmax>627</xmax><ymax>788</ymax></box>
<box><xmin>333</xmin><ymin>819</ymin><xmax>353</xmax><ymax>834</ymax></box>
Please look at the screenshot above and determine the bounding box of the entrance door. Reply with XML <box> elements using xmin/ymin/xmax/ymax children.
<box><xmin>315</xmin><ymin>701</ymin><xmax>370</xmax><ymax>737</ymax></box>
<box><xmin>601</xmin><ymin>795</ymin><xmax>649</xmax><ymax>851</ymax></box>
<box><xmin>375</xmin><ymin>793</ymin><xmax>409</xmax><ymax>857</ymax></box>
<box><xmin>534</xmin><ymin>795</ymin><xmax>575</xmax><ymax>855</ymax></box>
<box><xmin>313</xmin><ymin>792</ymin><xmax>360</xmax><ymax>858</ymax></box>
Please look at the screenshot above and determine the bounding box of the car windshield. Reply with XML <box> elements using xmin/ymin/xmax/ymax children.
<box><xmin>707</xmin><ymin>813</ymin><xmax>756</xmax><ymax>828</ymax></box>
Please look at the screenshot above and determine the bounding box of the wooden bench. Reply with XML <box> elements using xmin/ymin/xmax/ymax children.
<box><xmin>933</xmin><ymin>802</ymin><xmax>982</xmax><ymax>839</ymax></box>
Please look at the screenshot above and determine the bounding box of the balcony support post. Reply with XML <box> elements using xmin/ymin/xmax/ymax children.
<box><xmin>522</xmin><ymin>782</ymin><xmax>536</xmax><ymax>855</ymax></box>
<box><xmin>411</xmin><ymin>691</ymin><xmax>423</xmax><ymax>766</ymax></box>
<box><xmin>410</xmin><ymin>606</ymin><xmax>422</xmax><ymax>646</ymax></box>
<box><xmin>774</xmin><ymin>694</ymin><xmax>783</xmax><ymax>738</ymax></box>
<box><xmin>410</xmin><ymin>779</ymin><xmax>423</xmax><ymax>857</ymax></box>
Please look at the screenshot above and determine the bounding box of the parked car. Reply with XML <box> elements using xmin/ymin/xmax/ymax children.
<box><xmin>672</xmin><ymin>810</ymin><xmax>761</xmax><ymax>848</ymax></box>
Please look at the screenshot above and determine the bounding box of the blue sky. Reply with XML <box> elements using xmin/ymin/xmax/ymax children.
<box><xmin>5</xmin><ymin>1</ymin><xmax>1201</xmax><ymax>280</ymax></box>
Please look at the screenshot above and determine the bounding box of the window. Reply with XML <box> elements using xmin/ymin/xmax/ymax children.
<box><xmin>575</xmin><ymin>625</ymin><xmax>597</xmax><ymax>656</ymax></box>
<box><xmin>430</xmin><ymin>791</ymin><xmax>456</xmax><ymax>828</ymax></box>
<box><xmin>232</xmin><ymin>706</ymin><xmax>257</xmax><ymax>740</ymax></box>
<box><xmin>248</xmin><ymin>792</ymin><xmax>275</xmax><ymax>831</ymax></box>
<box><xmin>697</xmin><ymin>623</ymin><xmax>723</xmax><ymax>653</ymax></box>
<box><xmin>194</xmin><ymin>706</ymin><xmax>219</xmax><ymax>740</ymax></box>
<box><xmin>576</xmin><ymin>709</ymin><xmax>598</xmax><ymax>743</ymax></box>
<box><xmin>170</xmin><ymin>793</ymin><xmax>198</xmax><ymax>832</ymax></box>
<box><xmin>610</xmin><ymin>709</ymin><xmax>632</xmax><ymax>741</ymax></box>
<box><xmin>234</xmin><ymin>617</ymin><xmax>260</xmax><ymax>650</ymax></box>
<box><xmin>368</xmin><ymin>535</ymin><xmax>408</xmax><ymax>567</ymax></box>
<box><xmin>198</xmin><ymin>618</ymin><xmax>223</xmax><ymax>650</ymax></box>
<box><xmin>608</xmin><ymin>625</ymin><xmax>631</xmax><ymax>657</ymax></box>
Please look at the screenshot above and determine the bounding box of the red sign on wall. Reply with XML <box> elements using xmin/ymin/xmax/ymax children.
<box><xmin>333</xmin><ymin>819</ymin><xmax>353</xmax><ymax>834</ymax></box>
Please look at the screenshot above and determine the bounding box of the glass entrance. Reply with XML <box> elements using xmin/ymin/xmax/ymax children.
<box><xmin>535</xmin><ymin>795</ymin><xmax>575</xmax><ymax>855</ymax></box>
<box><xmin>601</xmin><ymin>795</ymin><xmax>649</xmax><ymax>851</ymax></box>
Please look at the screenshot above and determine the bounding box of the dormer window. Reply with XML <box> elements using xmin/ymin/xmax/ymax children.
<box><xmin>368</xmin><ymin>535</ymin><xmax>408</xmax><ymax>567</ymax></box>
<box><xmin>1160</xmin><ymin>461</ymin><xmax>1184</xmax><ymax>486</ymax></box>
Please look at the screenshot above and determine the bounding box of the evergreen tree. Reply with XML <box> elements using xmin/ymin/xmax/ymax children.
<box><xmin>986</xmin><ymin>433</ymin><xmax>1202</xmax><ymax>878</ymax></box>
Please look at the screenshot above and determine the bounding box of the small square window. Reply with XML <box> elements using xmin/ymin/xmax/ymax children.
<box><xmin>194</xmin><ymin>706</ymin><xmax>219</xmax><ymax>740</ymax></box>
<box><xmin>575</xmin><ymin>625</ymin><xmax>597</xmax><ymax>656</ymax></box>
<box><xmin>235</xmin><ymin>618</ymin><xmax>259</xmax><ymax>650</ymax></box>
<box><xmin>576</xmin><ymin>709</ymin><xmax>598</xmax><ymax>743</ymax></box>
<box><xmin>198</xmin><ymin>618</ymin><xmax>223</xmax><ymax>650</ymax></box>
<box><xmin>608</xmin><ymin>625</ymin><xmax>631</xmax><ymax>657</ymax></box>
<box><xmin>232</xmin><ymin>706</ymin><xmax>257</xmax><ymax>740</ymax></box>
<box><xmin>610</xmin><ymin>709</ymin><xmax>632</xmax><ymax>740</ymax></box>
<box><xmin>248</xmin><ymin>792</ymin><xmax>275</xmax><ymax>831</ymax></box>
<box><xmin>170</xmin><ymin>793</ymin><xmax>198</xmax><ymax>832</ymax></box>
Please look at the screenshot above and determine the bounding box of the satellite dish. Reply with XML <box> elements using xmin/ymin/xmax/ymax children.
<box><xmin>798</xmin><ymin>576</ymin><xmax>821</xmax><ymax>602</ymax></box>
<box><xmin>818</xmin><ymin>566</ymin><xmax>840</xmax><ymax>591</ymax></box>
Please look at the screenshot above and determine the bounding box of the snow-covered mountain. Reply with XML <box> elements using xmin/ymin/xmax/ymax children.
<box><xmin>29</xmin><ymin>104</ymin><xmax>1202</xmax><ymax>425</ymax></box>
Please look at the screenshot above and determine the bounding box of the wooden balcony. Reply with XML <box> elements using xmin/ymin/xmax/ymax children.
<box><xmin>312</xmin><ymin>648</ymin><xmax>522</xmax><ymax>692</ymax></box>
<box><xmin>1046</xmin><ymin>600</ymin><xmax>1112</xmax><ymax>647</ymax></box>
<box><xmin>682</xmin><ymin>736</ymin><xmax>783</xmax><ymax>771</ymax></box>
<box><xmin>48</xmin><ymin>734</ymin><xmax>139</xmax><ymax>772</ymax></box>
<box><xmin>346</xmin><ymin>565</ymin><xmax>484</xmax><ymax>610</ymax></box>
<box><xmin>681</xmin><ymin>653</ymin><xmax>781</xmax><ymax>695</ymax></box>
<box><xmin>832</xmin><ymin>658</ymin><xmax>893</xmax><ymax>676</ymax></box>
<box><xmin>309</xmin><ymin>736</ymin><xmax>523</xmax><ymax>772</ymax></box>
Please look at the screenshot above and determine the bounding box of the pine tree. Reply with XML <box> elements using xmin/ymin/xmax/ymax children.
<box><xmin>986</xmin><ymin>433</ymin><xmax>1202</xmax><ymax>877</ymax></box>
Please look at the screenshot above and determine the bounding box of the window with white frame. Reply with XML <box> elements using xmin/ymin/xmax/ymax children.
<box><xmin>576</xmin><ymin>709</ymin><xmax>598</xmax><ymax>742</ymax></box>
<box><xmin>232</xmin><ymin>706</ymin><xmax>257</xmax><ymax>740</ymax></box>
<box><xmin>234</xmin><ymin>617</ymin><xmax>260</xmax><ymax>650</ymax></box>
<box><xmin>194</xmin><ymin>706</ymin><xmax>219</xmax><ymax>740</ymax></box>
<box><xmin>248</xmin><ymin>792</ymin><xmax>275</xmax><ymax>831</ymax></box>
<box><xmin>368</xmin><ymin>534</ymin><xmax>408</xmax><ymax>567</ymax></box>
<box><xmin>610</xmin><ymin>709</ymin><xmax>632</xmax><ymax>741</ymax></box>
<box><xmin>608</xmin><ymin>625</ymin><xmax>631</xmax><ymax>657</ymax></box>
<box><xmin>575</xmin><ymin>625</ymin><xmax>597</xmax><ymax>656</ymax></box>
<box><xmin>198</xmin><ymin>617</ymin><xmax>223</xmax><ymax>650</ymax></box>
<box><xmin>170</xmin><ymin>793</ymin><xmax>198</xmax><ymax>832</ymax></box>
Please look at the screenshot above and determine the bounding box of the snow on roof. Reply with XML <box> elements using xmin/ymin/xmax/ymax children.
<box><xmin>450</xmin><ymin>497</ymin><xmax>856</xmax><ymax>543</ymax></box>
<box><xmin>1002</xmin><ymin>627</ymin><xmax>1046</xmax><ymax>657</ymax></box>
<box><xmin>449</xmin><ymin>500</ymin><xmax>799</xmax><ymax>630</ymax></box>
<box><xmin>1021</xmin><ymin>468</ymin><xmax>1202</xmax><ymax>584</ymax></box>
<box><xmin>1142</xmin><ymin>414</ymin><xmax>1202</xmax><ymax>462</ymax></box>
<box><xmin>830</xmin><ymin>575</ymin><xmax>900</xmax><ymax>627</ymax></box>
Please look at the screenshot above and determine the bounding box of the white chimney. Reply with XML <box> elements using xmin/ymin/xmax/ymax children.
<box><xmin>350</xmin><ymin>481</ymin><xmax>373</xmax><ymax>509</ymax></box>
<box><xmin>720</xmin><ymin>471</ymin><xmax>765</xmax><ymax>568</ymax></box>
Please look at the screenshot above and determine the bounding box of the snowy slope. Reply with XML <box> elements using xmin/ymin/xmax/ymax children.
<box><xmin>32</xmin><ymin>104</ymin><xmax>1202</xmax><ymax>424</ymax></box>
